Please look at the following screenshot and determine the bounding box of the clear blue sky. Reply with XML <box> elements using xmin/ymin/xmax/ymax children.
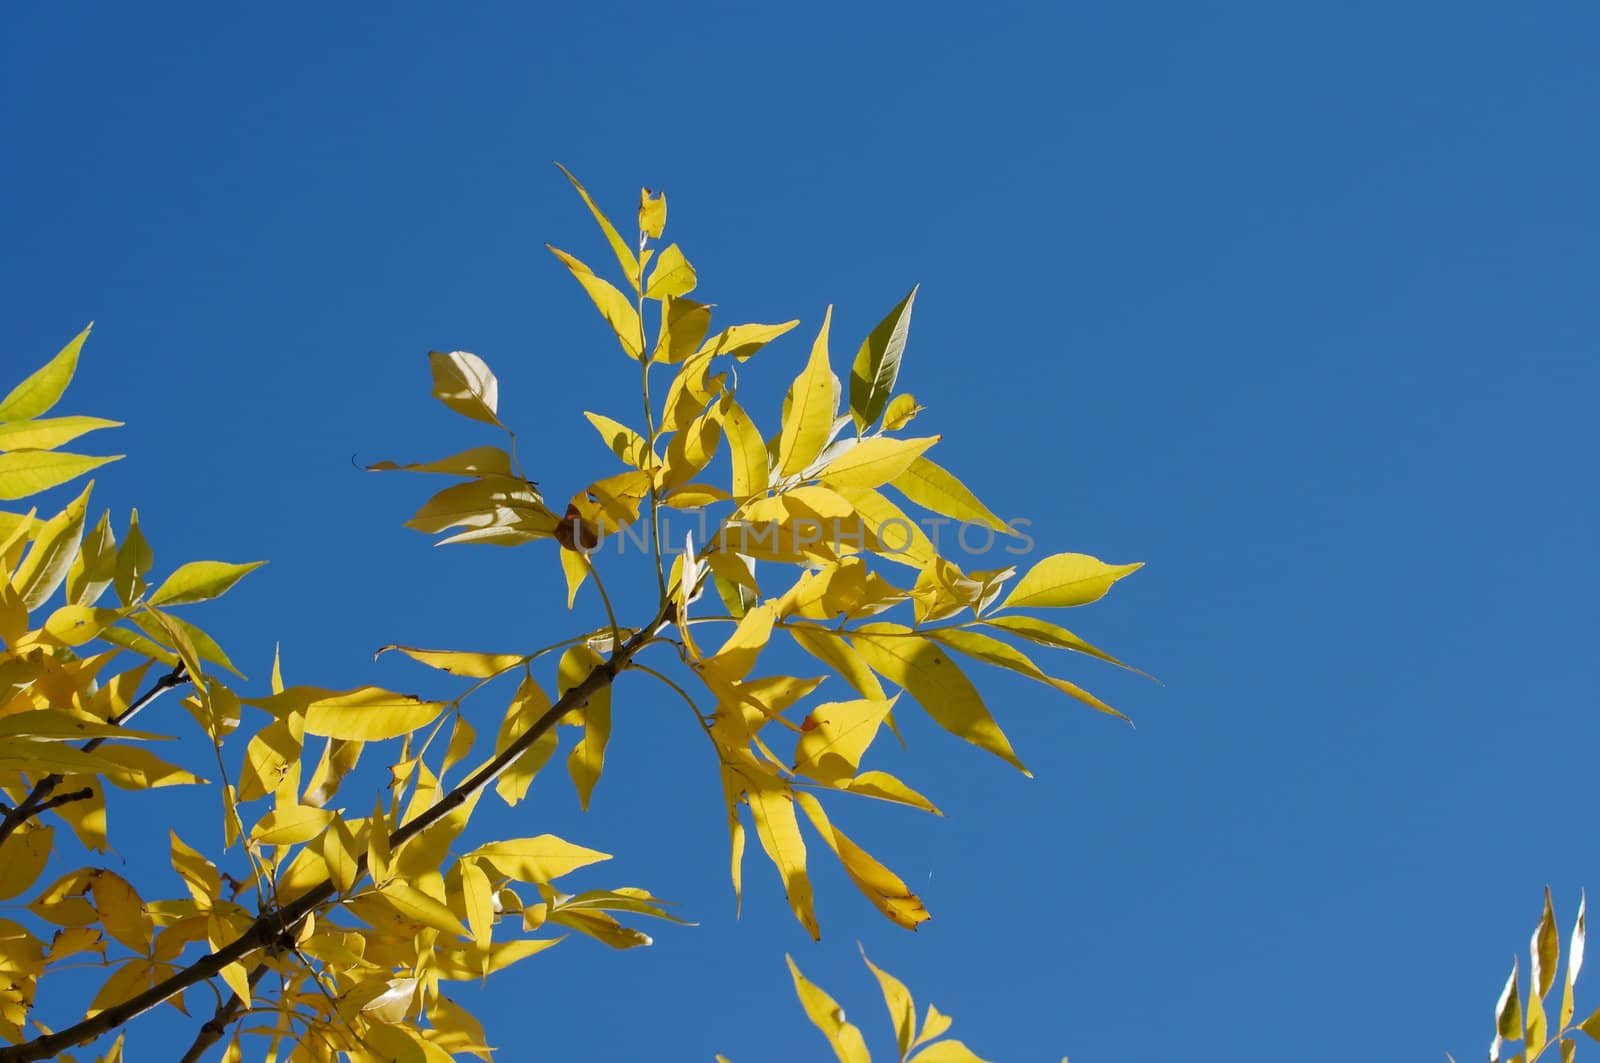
<box><xmin>4</xmin><ymin>3</ymin><xmax>1597</xmax><ymax>1060</ymax></box>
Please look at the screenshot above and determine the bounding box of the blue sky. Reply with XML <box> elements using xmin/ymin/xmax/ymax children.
<box><xmin>4</xmin><ymin>3</ymin><xmax>1597</xmax><ymax>1060</ymax></box>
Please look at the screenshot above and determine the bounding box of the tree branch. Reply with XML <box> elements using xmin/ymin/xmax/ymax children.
<box><xmin>175</xmin><ymin>965</ymin><xmax>267</xmax><ymax>1063</ymax></box>
<box><xmin>0</xmin><ymin>602</ymin><xmax>673</xmax><ymax>1063</ymax></box>
<box><xmin>0</xmin><ymin>664</ymin><xmax>188</xmax><ymax>847</ymax></box>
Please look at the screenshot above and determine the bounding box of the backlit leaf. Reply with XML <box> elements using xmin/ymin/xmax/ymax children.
<box><xmin>851</xmin><ymin>624</ymin><xmax>1028</xmax><ymax>773</ymax></box>
<box><xmin>471</xmin><ymin>835</ymin><xmax>611</xmax><ymax>883</ymax></box>
<box><xmin>860</xmin><ymin>945</ymin><xmax>917</xmax><ymax>1058</ymax></box>
<box><xmin>849</xmin><ymin>285</ymin><xmax>917</xmax><ymax>432</ymax></box>
<box><xmin>748</xmin><ymin>777</ymin><xmax>818</xmax><ymax>939</ymax></box>
<box><xmin>776</xmin><ymin>308</ymin><xmax>839</xmax><ymax>478</ymax></box>
<box><xmin>645</xmin><ymin>243</ymin><xmax>696</xmax><ymax>300</ymax></box>
<box><xmin>786</xmin><ymin>955</ymin><xmax>870</xmax><ymax>1063</ymax></box>
<box><xmin>891</xmin><ymin>454</ymin><xmax>1007</xmax><ymax>532</ymax></box>
<box><xmin>148</xmin><ymin>560</ymin><xmax>265</xmax><ymax>606</ymax></box>
<box><xmin>820</xmin><ymin>436</ymin><xmax>939</xmax><ymax>491</ymax></box>
<box><xmin>556</xmin><ymin>164</ymin><xmax>640</xmax><ymax>289</ymax></box>
<box><xmin>0</xmin><ymin>416</ymin><xmax>121</xmax><ymax>453</ymax></box>
<box><xmin>0</xmin><ymin>324</ymin><xmax>91</xmax><ymax>420</ymax></box>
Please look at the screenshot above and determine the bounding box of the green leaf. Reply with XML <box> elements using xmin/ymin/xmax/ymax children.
<box><xmin>849</xmin><ymin>286</ymin><xmax>917</xmax><ymax>432</ymax></box>
<box><xmin>148</xmin><ymin>560</ymin><xmax>265</xmax><ymax>606</ymax></box>
<box><xmin>0</xmin><ymin>325</ymin><xmax>92</xmax><ymax>421</ymax></box>
<box><xmin>1001</xmin><ymin>552</ymin><xmax>1143</xmax><ymax>610</ymax></box>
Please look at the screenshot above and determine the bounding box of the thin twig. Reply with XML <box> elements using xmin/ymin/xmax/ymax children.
<box><xmin>0</xmin><ymin>663</ymin><xmax>188</xmax><ymax>846</ymax></box>
<box><xmin>0</xmin><ymin>598</ymin><xmax>675</xmax><ymax>1063</ymax></box>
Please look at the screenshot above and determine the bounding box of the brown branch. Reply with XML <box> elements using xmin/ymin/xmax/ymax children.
<box><xmin>175</xmin><ymin>965</ymin><xmax>268</xmax><ymax>1063</ymax></box>
<box><xmin>0</xmin><ymin>664</ymin><xmax>188</xmax><ymax>847</ymax></box>
<box><xmin>0</xmin><ymin>602</ymin><xmax>672</xmax><ymax>1063</ymax></box>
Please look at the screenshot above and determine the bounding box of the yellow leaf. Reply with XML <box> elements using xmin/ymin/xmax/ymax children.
<box><xmin>692</xmin><ymin>320</ymin><xmax>800</xmax><ymax>362</ymax></box>
<box><xmin>645</xmin><ymin>243</ymin><xmax>696</xmax><ymax>300</ymax></box>
<box><xmin>796</xmin><ymin>791</ymin><xmax>929</xmax><ymax>931</ymax></box>
<box><xmin>11</xmin><ymin>480</ymin><xmax>91</xmax><ymax>608</ymax></box>
<box><xmin>1496</xmin><ymin>958</ymin><xmax>1522</xmax><ymax>1040</ymax></box>
<box><xmin>1561</xmin><ymin>892</ymin><xmax>1585</xmax><ymax>1028</ymax></box>
<box><xmin>147</xmin><ymin>560</ymin><xmax>265</xmax><ymax>607</ymax></box>
<box><xmin>366</xmin><ymin>445</ymin><xmax>514</xmax><ymax>477</ymax></box>
<box><xmin>910</xmin><ymin>1040</ymin><xmax>991</xmax><ymax>1063</ymax></box>
<box><xmin>928</xmin><ymin>628</ymin><xmax>1127</xmax><ymax>721</ymax></box>
<box><xmin>493</xmin><ymin>673</ymin><xmax>558</xmax><ymax>806</ymax></box>
<box><xmin>978</xmin><ymin>614</ymin><xmax>1149</xmax><ymax>677</ymax></box>
<box><xmin>891</xmin><ymin>454</ymin><xmax>1007</xmax><ymax>532</ymax></box>
<box><xmin>638</xmin><ymin>186</ymin><xmax>667</xmax><ymax>240</ymax></box>
<box><xmin>848</xmin><ymin>286</ymin><xmax>917</xmax><ymax>432</ymax></box>
<box><xmin>561</xmin><ymin>646</ymin><xmax>612</xmax><ymax>811</ymax></box>
<box><xmin>851</xmin><ymin>624</ymin><xmax>1028</xmax><ymax>773</ymax></box>
<box><xmin>1001</xmin><ymin>552</ymin><xmax>1143</xmax><ymax>610</ymax></box>
<box><xmin>0</xmin><ymin>416</ymin><xmax>121</xmax><ymax>453</ymax></box>
<box><xmin>793</xmin><ymin>698</ymin><xmax>896</xmax><ymax>785</ymax></box>
<box><xmin>427</xmin><ymin>350</ymin><xmax>503</xmax><ymax>427</ymax></box>
<box><xmin>914</xmin><ymin>1005</ymin><xmax>954</xmax><ymax>1050</ymax></box>
<box><xmin>302</xmin><ymin>687</ymin><xmax>446</xmax><ymax>742</ymax></box>
<box><xmin>322</xmin><ymin>817</ymin><xmax>361</xmax><ymax>895</ymax></box>
<box><xmin>652</xmin><ymin>296</ymin><xmax>714</xmax><ymax>364</ymax></box>
<box><xmin>0</xmin><ymin>827</ymin><xmax>53</xmax><ymax>901</ymax></box>
<box><xmin>95</xmin><ymin>744</ymin><xmax>205</xmax><ymax>789</ymax></box>
<box><xmin>380</xmin><ymin>880</ymin><xmax>469</xmax><ymax>937</ymax></box>
<box><xmin>788</xmin><ymin>626</ymin><xmax>888</xmax><ymax>700</ymax></box>
<box><xmin>882</xmin><ymin>393</ymin><xmax>923</xmax><ymax>431</ymax></box>
<box><xmin>819</xmin><ymin>436</ymin><xmax>939</xmax><ymax>491</ymax></box>
<box><xmin>375</xmin><ymin>646</ymin><xmax>525</xmax><ymax>679</ymax></box>
<box><xmin>548</xmin><ymin>245</ymin><xmax>644</xmax><ymax>359</ymax></box>
<box><xmin>860</xmin><ymin>946</ymin><xmax>916</xmax><ymax>1058</ymax></box>
<box><xmin>748</xmin><ymin>777</ymin><xmax>818</xmax><ymax>939</ymax></box>
<box><xmin>699</xmin><ymin>604</ymin><xmax>776</xmax><ymax>686</ymax></box>
<box><xmin>831</xmin><ymin>485</ymin><xmax>937</xmax><ymax>568</ymax></box>
<box><xmin>721</xmin><ymin>395</ymin><xmax>769</xmax><ymax>499</ymax></box>
<box><xmin>87</xmin><ymin>870</ymin><xmax>153</xmax><ymax>953</ymax></box>
<box><xmin>64</xmin><ymin>509</ymin><xmax>115</xmax><ymax>605</ymax></box>
<box><xmin>113</xmin><ymin>508</ymin><xmax>152</xmax><ymax>605</ymax></box>
<box><xmin>1534</xmin><ymin>887</ymin><xmax>1561</xmax><ymax>1000</ymax></box>
<box><xmin>0</xmin><ymin>324</ymin><xmax>91</xmax><ymax>420</ymax></box>
<box><xmin>847</xmin><ymin>770</ymin><xmax>941</xmax><ymax>814</ymax></box>
<box><xmin>237</xmin><ymin>713</ymin><xmax>304</xmax><ymax>802</ymax></box>
<box><xmin>470</xmin><ymin>835</ymin><xmax>611</xmax><ymax>883</ymax></box>
<box><xmin>584</xmin><ymin>412</ymin><xmax>653</xmax><ymax>469</ymax></box>
<box><xmin>406</xmin><ymin>476</ymin><xmax>557</xmax><ymax>545</ymax></box>
<box><xmin>432</xmin><ymin>937</ymin><xmax>562</xmax><ymax>980</ymax></box>
<box><xmin>168</xmin><ymin>832</ymin><xmax>220</xmax><ymax>907</ymax></box>
<box><xmin>459</xmin><ymin>858</ymin><xmax>495</xmax><ymax>950</ymax></box>
<box><xmin>776</xmin><ymin>307</ymin><xmax>839</xmax><ymax>478</ymax></box>
<box><xmin>250</xmin><ymin>804</ymin><xmax>335</xmax><ymax>847</ymax></box>
<box><xmin>557</xmin><ymin>163</ymin><xmax>640</xmax><ymax>289</ymax></box>
<box><xmin>785</xmin><ymin>955</ymin><xmax>870</xmax><ymax>1063</ymax></box>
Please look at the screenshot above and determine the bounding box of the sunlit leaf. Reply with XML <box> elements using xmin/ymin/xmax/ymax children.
<box><xmin>786</xmin><ymin>955</ymin><xmax>870</xmax><ymax>1063</ymax></box>
<box><xmin>301</xmin><ymin>687</ymin><xmax>446</xmax><ymax>742</ymax></box>
<box><xmin>1001</xmin><ymin>552</ymin><xmax>1142</xmax><ymax>610</ymax></box>
<box><xmin>0</xmin><ymin>324</ymin><xmax>92</xmax><ymax>421</ymax></box>
<box><xmin>548</xmin><ymin>245</ymin><xmax>645</xmax><ymax>359</ymax></box>
<box><xmin>428</xmin><ymin>350</ymin><xmax>503</xmax><ymax>428</ymax></box>
<box><xmin>776</xmin><ymin>308</ymin><xmax>839</xmax><ymax>478</ymax></box>
<box><xmin>0</xmin><ymin>416</ymin><xmax>121</xmax><ymax>453</ymax></box>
